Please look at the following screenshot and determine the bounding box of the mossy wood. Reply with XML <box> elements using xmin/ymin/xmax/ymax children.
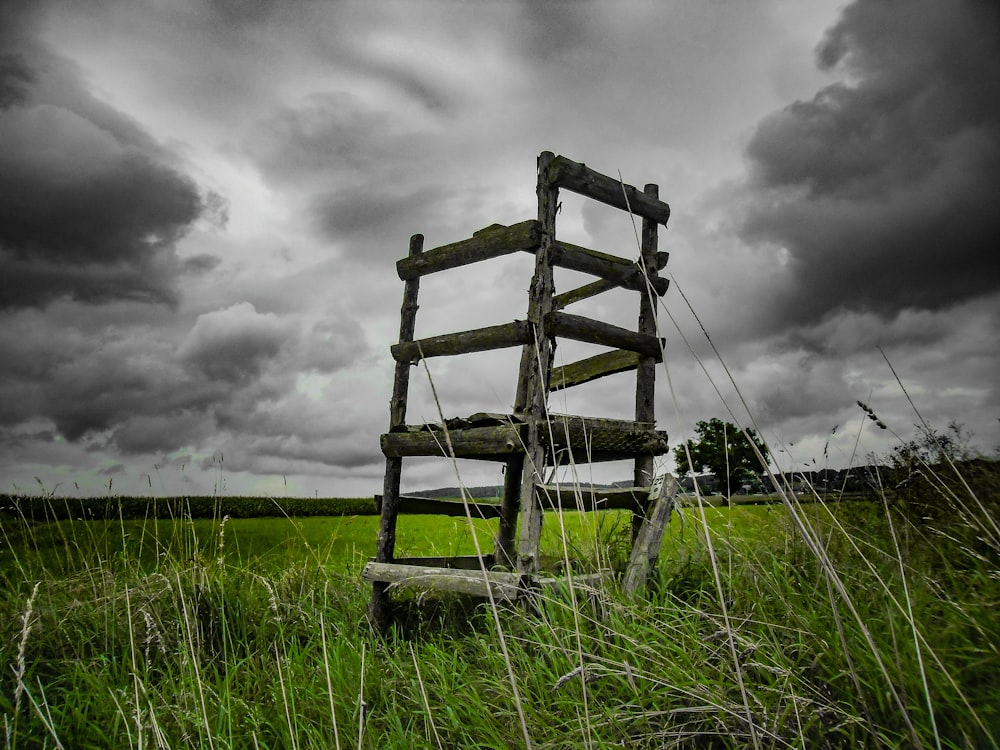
<box><xmin>633</xmin><ymin>182</ymin><xmax>661</xmax><ymax>535</ymax></box>
<box><xmin>624</xmin><ymin>473</ymin><xmax>680</xmax><ymax>594</ymax></box>
<box><xmin>363</xmin><ymin>563</ymin><xmax>608</xmax><ymax>601</ymax></box>
<box><xmin>546</xmin><ymin>154</ymin><xmax>671</xmax><ymax>225</ymax></box>
<box><xmin>553</xmin><ymin>278</ymin><xmax>619</xmax><ymax>310</ymax></box>
<box><xmin>381</xmin><ymin>424</ymin><xmax>525</xmax><ymax>461</ymax></box>
<box><xmin>363</xmin><ymin>563</ymin><xmax>524</xmax><ymax>601</ymax></box>
<box><xmin>396</xmin><ymin>220</ymin><xmax>539</xmax><ymax>280</ymax></box>
<box><xmin>374</xmin><ymin>494</ymin><xmax>504</xmax><ymax>519</ymax></box>
<box><xmin>550</xmin><ymin>349</ymin><xmax>643</xmax><ymax>391</ymax></box>
<box><xmin>389</xmin><ymin>554</ymin><xmax>497</xmax><ymax>570</ymax></box>
<box><xmin>372</xmin><ymin>233</ymin><xmax>424</xmax><ymax>629</ymax></box>
<box><xmin>381</xmin><ymin>420</ymin><xmax>667</xmax><ymax>463</ymax></box>
<box><xmin>551</xmin><ymin>241</ymin><xmax>670</xmax><ymax>295</ymax></box>
<box><xmin>391</xmin><ymin>320</ymin><xmax>533</xmax><ymax>363</ymax></box>
<box><xmin>369</xmin><ymin>152</ymin><xmax>673</xmax><ymax>630</ymax></box>
<box><xmin>545</xmin><ymin>311</ymin><xmax>665</xmax><ymax>358</ymax></box>
<box><xmin>535</xmin><ymin>484</ymin><xmax>648</xmax><ymax>512</ymax></box>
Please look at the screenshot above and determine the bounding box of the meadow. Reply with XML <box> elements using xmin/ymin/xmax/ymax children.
<box><xmin>2</xmin><ymin>466</ymin><xmax>998</xmax><ymax>749</ymax></box>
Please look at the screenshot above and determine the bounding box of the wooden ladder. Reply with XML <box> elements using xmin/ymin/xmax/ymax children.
<box><xmin>366</xmin><ymin>152</ymin><xmax>679</xmax><ymax>630</ymax></box>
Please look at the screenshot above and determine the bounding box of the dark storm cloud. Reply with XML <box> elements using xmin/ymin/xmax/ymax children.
<box><xmin>0</xmin><ymin>8</ymin><xmax>217</xmax><ymax>309</ymax></box>
<box><xmin>178</xmin><ymin>303</ymin><xmax>292</xmax><ymax>384</ymax></box>
<box><xmin>517</xmin><ymin>0</ymin><xmax>597</xmax><ymax>61</ymax></box>
<box><xmin>244</xmin><ymin>91</ymin><xmax>459</xmax><ymax>257</ymax></box>
<box><xmin>0</xmin><ymin>297</ymin><xmax>368</xmax><ymax>465</ymax></box>
<box><xmin>0</xmin><ymin>53</ymin><xmax>32</xmax><ymax>108</ymax></box>
<box><xmin>740</xmin><ymin>0</ymin><xmax>1000</xmax><ymax>325</ymax></box>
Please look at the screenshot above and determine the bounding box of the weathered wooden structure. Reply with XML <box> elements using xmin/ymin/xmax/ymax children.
<box><xmin>365</xmin><ymin>152</ymin><xmax>679</xmax><ymax>629</ymax></box>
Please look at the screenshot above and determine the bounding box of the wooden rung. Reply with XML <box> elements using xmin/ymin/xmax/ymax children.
<box><xmin>381</xmin><ymin>423</ymin><xmax>526</xmax><ymax>460</ymax></box>
<box><xmin>544</xmin><ymin>154</ymin><xmax>671</xmax><ymax>225</ymax></box>
<box><xmin>553</xmin><ymin>279</ymin><xmax>618</xmax><ymax>310</ymax></box>
<box><xmin>535</xmin><ymin>484</ymin><xmax>648</xmax><ymax>512</ymax></box>
<box><xmin>388</xmin><ymin>555</ymin><xmax>496</xmax><ymax>570</ymax></box>
<box><xmin>549</xmin><ymin>349</ymin><xmax>648</xmax><ymax>391</ymax></box>
<box><xmin>552</xmin><ymin>251</ymin><xmax>668</xmax><ymax>310</ymax></box>
<box><xmin>391</xmin><ymin>320</ymin><xmax>533</xmax><ymax>363</ymax></box>
<box><xmin>551</xmin><ymin>241</ymin><xmax>669</xmax><ymax>296</ymax></box>
<box><xmin>376</xmin><ymin>495</ymin><xmax>503</xmax><ymax>519</ymax></box>
<box><xmin>545</xmin><ymin>311</ymin><xmax>664</xmax><ymax>358</ymax></box>
<box><xmin>396</xmin><ymin>220</ymin><xmax>539</xmax><ymax>280</ymax></box>
<box><xmin>361</xmin><ymin>562</ymin><xmax>524</xmax><ymax>601</ymax></box>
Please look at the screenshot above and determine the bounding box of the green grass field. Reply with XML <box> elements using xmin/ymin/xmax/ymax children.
<box><xmin>2</xmin><ymin>481</ymin><xmax>998</xmax><ymax>748</ymax></box>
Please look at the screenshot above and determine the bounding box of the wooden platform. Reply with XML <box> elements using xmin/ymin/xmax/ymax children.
<box><xmin>380</xmin><ymin>413</ymin><xmax>669</xmax><ymax>463</ymax></box>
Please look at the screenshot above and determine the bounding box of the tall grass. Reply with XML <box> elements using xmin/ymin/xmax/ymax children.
<box><xmin>2</xmin><ymin>481</ymin><xmax>997</xmax><ymax>747</ymax></box>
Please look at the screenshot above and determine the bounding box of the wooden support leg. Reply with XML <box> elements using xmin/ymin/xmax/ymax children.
<box><xmin>494</xmin><ymin>454</ymin><xmax>524</xmax><ymax>570</ymax></box>
<box><xmin>624</xmin><ymin>473</ymin><xmax>679</xmax><ymax>594</ymax></box>
<box><xmin>370</xmin><ymin>233</ymin><xmax>423</xmax><ymax>633</ymax></box>
<box><xmin>370</xmin><ymin>456</ymin><xmax>402</xmax><ymax>632</ymax></box>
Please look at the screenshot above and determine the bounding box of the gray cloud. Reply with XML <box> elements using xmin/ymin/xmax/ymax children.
<box><xmin>178</xmin><ymin>303</ymin><xmax>291</xmax><ymax>384</ymax></box>
<box><xmin>740</xmin><ymin>0</ymin><xmax>1000</xmax><ymax>326</ymax></box>
<box><xmin>0</xmin><ymin>295</ymin><xmax>369</xmax><ymax>470</ymax></box>
<box><xmin>0</xmin><ymin>10</ymin><xmax>217</xmax><ymax>309</ymax></box>
<box><xmin>242</xmin><ymin>91</ymin><xmax>453</xmax><ymax>260</ymax></box>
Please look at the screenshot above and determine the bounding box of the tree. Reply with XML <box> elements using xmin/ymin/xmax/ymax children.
<box><xmin>673</xmin><ymin>418</ymin><xmax>769</xmax><ymax>499</ymax></box>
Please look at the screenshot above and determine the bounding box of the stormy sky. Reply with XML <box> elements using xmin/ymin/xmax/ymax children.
<box><xmin>2</xmin><ymin>0</ymin><xmax>998</xmax><ymax>498</ymax></box>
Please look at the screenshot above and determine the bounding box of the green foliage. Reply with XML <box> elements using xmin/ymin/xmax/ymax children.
<box><xmin>673</xmin><ymin>418</ymin><xmax>769</xmax><ymax>498</ymax></box>
<box><xmin>0</xmin><ymin>494</ymin><xmax>377</xmax><ymax>522</ymax></box>
<box><xmin>883</xmin><ymin>422</ymin><xmax>1000</xmax><ymax>531</ymax></box>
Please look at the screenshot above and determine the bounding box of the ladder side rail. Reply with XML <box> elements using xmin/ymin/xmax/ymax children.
<box><xmin>633</xmin><ymin>183</ymin><xmax>663</xmax><ymax>538</ymax></box>
<box><xmin>514</xmin><ymin>151</ymin><xmax>559</xmax><ymax>579</ymax></box>
<box><xmin>371</xmin><ymin>233</ymin><xmax>423</xmax><ymax>630</ymax></box>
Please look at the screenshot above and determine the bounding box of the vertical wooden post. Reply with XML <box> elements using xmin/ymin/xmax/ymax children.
<box><xmin>515</xmin><ymin>151</ymin><xmax>558</xmax><ymax>580</ymax></box>
<box><xmin>370</xmin><ymin>233</ymin><xmax>423</xmax><ymax>631</ymax></box>
<box><xmin>494</xmin><ymin>453</ymin><xmax>524</xmax><ymax>569</ymax></box>
<box><xmin>632</xmin><ymin>183</ymin><xmax>660</xmax><ymax>539</ymax></box>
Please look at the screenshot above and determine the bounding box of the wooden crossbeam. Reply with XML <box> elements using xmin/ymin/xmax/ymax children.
<box><xmin>545</xmin><ymin>311</ymin><xmax>664</xmax><ymax>358</ymax></box>
<box><xmin>545</xmin><ymin>155</ymin><xmax>671</xmax><ymax>225</ymax></box>
<box><xmin>389</xmin><ymin>555</ymin><xmax>496</xmax><ymax>570</ymax></box>
<box><xmin>549</xmin><ymin>349</ymin><xmax>648</xmax><ymax>391</ymax></box>
<box><xmin>375</xmin><ymin>494</ymin><xmax>503</xmax><ymax>519</ymax></box>
<box><xmin>362</xmin><ymin>563</ymin><xmax>523</xmax><ymax>601</ymax></box>
<box><xmin>396</xmin><ymin>220</ymin><xmax>539</xmax><ymax>280</ymax></box>
<box><xmin>380</xmin><ymin>424</ymin><xmax>525</xmax><ymax>460</ymax></box>
<box><xmin>553</xmin><ymin>279</ymin><xmax>618</xmax><ymax>310</ymax></box>
<box><xmin>551</xmin><ymin>241</ymin><xmax>669</xmax><ymax>296</ymax></box>
<box><xmin>534</xmin><ymin>484</ymin><xmax>647</xmax><ymax>512</ymax></box>
<box><xmin>391</xmin><ymin>320</ymin><xmax>533</xmax><ymax>363</ymax></box>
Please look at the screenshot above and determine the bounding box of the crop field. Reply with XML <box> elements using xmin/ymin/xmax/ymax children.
<box><xmin>2</xmin><ymin>475</ymin><xmax>998</xmax><ymax>748</ymax></box>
